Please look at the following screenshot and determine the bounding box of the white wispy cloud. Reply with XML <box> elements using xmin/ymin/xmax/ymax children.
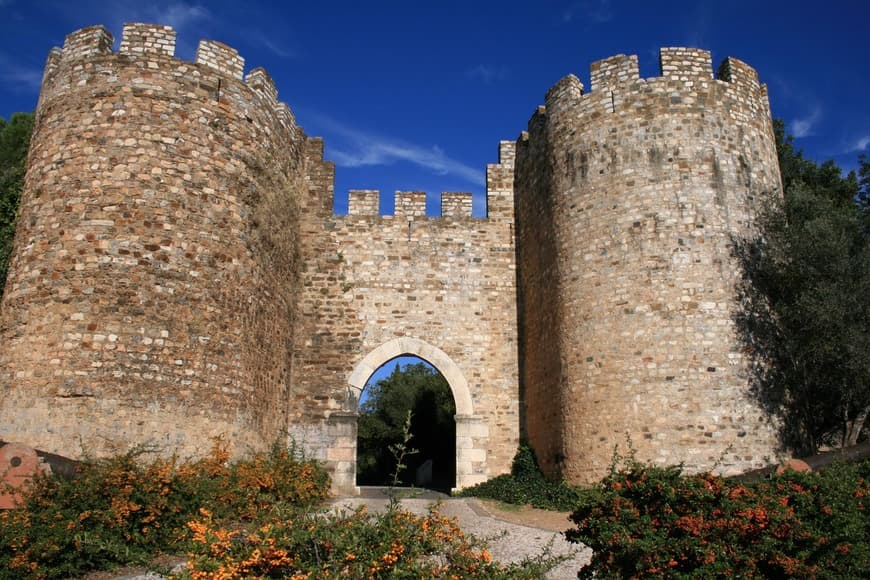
<box><xmin>791</xmin><ymin>108</ymin><xmax>822</xmax><ymax>138</ymax></box>
<box><xmin>850</xmin><ymin>135</ymin><xmax>870</xmax><ymax>152</ymax></box>
<box><xmin>466</xmin><ymin>64</ymin><xmax>509</xmax><ymax>84</ymax></box>
<box><xmin>98</xmin><ymin>1</ymin><xmax>211</xmax><ymax>57</ymax></box>
<box><xmin>684</xmin><ymin>2</ymin><xmax>713</xmax><ymax>48</ymax></box>
<box><xmin>313</xmin><ymin>114</ymin><xmax>485</xmax><ymax>187</ymax></box>
<box><xmin>0</xmin><ymin>53</ymin><xmax>43</xmax><ymax>92</ymax></box>
<box><xmin>103</xmin><ymin>1</ymin><xmax>210</xmax><ymax>33</ymax></box>
<box><xmin>562</xmin><ymin>0</ymin><xmax>613</xmax><ymax>24</ymax></box>
<box><xmin>155</xmin><ymin>3</ymin><xmax>209</xmax><ymax>31</ymax></box>
<box><xmin>256</xmin><ymin>37</ymin><xmax>296</xmax><ymax>59</ymax></box>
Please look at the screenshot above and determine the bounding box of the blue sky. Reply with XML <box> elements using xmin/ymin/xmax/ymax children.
<box><xmin>0</xmin><ymin>0</ymin><xmax>867</xmax><ymax>215</ymax></box>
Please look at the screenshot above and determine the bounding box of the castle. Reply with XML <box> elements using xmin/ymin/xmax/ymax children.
<box><xmin>0</xmin><ymin>24</ymin><xmax>782</xmax><ymax>493</ymax></box>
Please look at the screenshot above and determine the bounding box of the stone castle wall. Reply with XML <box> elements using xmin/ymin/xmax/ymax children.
<box><xmin>0</xmin><ymin>22</ymin><xmax>784</xmax><ymax>491</ymax></box>
<box><xmin>0</xmin><ymin>24</ymin><xmax>307</xmax><ymax>457</ymax></box>
<box><xmin>515</xmin><ymin>48</ymin><xmax>782</xmax><ymax>483</ymax></box>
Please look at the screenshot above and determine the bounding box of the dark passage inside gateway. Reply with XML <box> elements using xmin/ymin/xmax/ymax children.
<box><xmin>356</xmin><ymin>357</ymin><xmax>456</xmax><ymax>491</ymax></box>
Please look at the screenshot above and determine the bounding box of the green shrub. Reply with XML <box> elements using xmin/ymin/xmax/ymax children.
<box><xmin>181</xmin><ymin>503</ymin><xmax>559</xmax><ymax>578</ymax></box>
<box><xmin>0</xmin><ymin>438</ymin><xmax>560</xmax><ymax>578</ymax></box>
<box><xmin>457</xmin><ymin>444</ymin><xmax>582</xmax><ymax>511</ymax></box>
<box><xmin>566</xmin><ymin>456</ymin><xmax>870</xmax><ymax>578</ymax></box>
<box><xmin>0</xmin><ymin>438</ymin><xmax>328</xmax><ymax>579</ymax></box>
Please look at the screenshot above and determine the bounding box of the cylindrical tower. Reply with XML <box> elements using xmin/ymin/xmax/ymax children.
<box><xmin>0</xmin><ymin>24</ymin><xmax>305</xmax><ymax>457</ymax></box>
<box><xmin>516</xmin><ymin>48</ymin><xmax>782</xmax><ymax>483</ymax></box>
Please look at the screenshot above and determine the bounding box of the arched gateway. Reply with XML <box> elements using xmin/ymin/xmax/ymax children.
<box><xmin>327</xmin><ymin>338</ymin><xmax>490</xmax><ymax>495</ymax></box>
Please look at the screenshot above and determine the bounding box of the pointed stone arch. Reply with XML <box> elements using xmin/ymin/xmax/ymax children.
<box><xmin>348</xmin><ymin>337</ymin><xmax>473</xmax><ymax>416</ymax></box>
<box><xmin>328</xmin><ymin>337</ymin><xmax>489</xmax><ymax>495</ymax></box>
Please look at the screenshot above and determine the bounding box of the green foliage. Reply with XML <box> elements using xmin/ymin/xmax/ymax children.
<box><xmin>735</xmin><ymin>120</ymin><xmax>870</xmax><ymax>453</ymax></box>
<box><xmin>567</xmin><ymin>455</ymin><xmax>870</xmax><ymax>578</ymax></box>
<box><xmin>357</xmin><ymin>361</ymin><xmax>456</xmax><ymax>487</ymax></box>
<box><xmin>181</xmin><ymin>503</ymin><xmax>559</xmax><ymax>578</ymax></box>
<box><xmin>0</xmin><ymin>438</ymin><xmax>328</xmax><ymax>578</ymax></box>
<box><xmin>0</xmin><ymin>438</ymin><xmax>561</xmax><ymax>578</ymax></box>
<box><xmin>0</xmin><ymin>112</ymin><xmax>33</xmax><ymax>292</ymax></box>
<box><xmin>457</xmin><ymin>444</ymin><xmax>582</xmax><ymax>512</ymax></box>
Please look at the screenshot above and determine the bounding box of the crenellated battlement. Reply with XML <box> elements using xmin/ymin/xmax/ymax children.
<box><xmin>339</xmin><ymin>141</ymin><xmax>513</xmax><ymax>221</ymax></box>
<box><xmin>589</xmin><ymin>53</ymin><xmax>636</xmax><ymax>91</ymax></box>
<box><xmin>441</xmin><ymin>192</ymin><xmax>473</xmax><ymax>217</ymax></box>
<box><xmin>118</xmin><ymin>23</ymin><xmax>175</xmax><ymax>56</ymax></box>
<box><xmin>56</xmin><ymin>23</ymin><xmax>243</xmax><ymax>78</ymax></box>
<box><xmin>347</xmin><ymin>190</ymin><xmax>380</xmax><ymax>216</ymax></box>
<box><xmin>195</xmin><ymin>39</ymin><xmax>245</xmax><ymax>80</ymax></box>
<box><xmin>659</xmin><ymin>47</ymin><xmax>713</xmax><ymax>80</ymax></box>
<box><xmin>38</xmin><ymin>23</ymin><xmax>297</xmax><ymax>138</ymax></box>
<box><xmin>62</xmin><ymin>25</ymin><xmax>113</xmax><ymax>60</ymax></box>
<box><xmin>394</xmin><ymin>191</ymin><xmax>427</xmax><ymax>219</ymax></box>
<box><xmin>345</xmin><ymin>190</ymin><xmax>476</xmax><ymax>219</ymax></box>
<box><xmin>543</xmin><ymin>47</ymin><xmax>769</xmax><ymax>120</ymax></box>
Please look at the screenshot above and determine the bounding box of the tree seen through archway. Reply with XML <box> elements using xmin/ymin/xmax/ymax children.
<box><xmin>357</xmin><ymin>358</ymin><xmax>456</xmax><ymax>490</ymax></box>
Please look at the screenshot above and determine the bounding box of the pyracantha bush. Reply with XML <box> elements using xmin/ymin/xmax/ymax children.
<box><xmin>566</xmin><ymin>456</ymin><xmax>869</xmax><ymax>579</ymax></box>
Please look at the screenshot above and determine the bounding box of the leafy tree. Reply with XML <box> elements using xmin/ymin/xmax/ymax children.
<box><xmin>858</xmin><ymin>152</ymin><xmax>870</xmax><ymax>233</ymax></box>
<box><xmin>736</xmin><ymin>120</ymin><xmax>870</xmax><ymax>454</ymax></box>
<box><xmin>0</xmin><ymin>112</ymin><xmax>33</xmax><ymax>293</ymax></box>
<box><xmin>357</xmin><ymin>361</ymin><xmax>456</xmax><ymax>488</ymax></box>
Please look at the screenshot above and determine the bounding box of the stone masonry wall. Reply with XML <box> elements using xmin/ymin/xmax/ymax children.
<box><xmin>292</xmin><ymin>143</ymin><xmax>519</xmax><ymax>490</ymax></box>
<box><xmin>0</xmin><ymin>24</ymin><xmax>306</xmax><ymax>458</ymax></box>
<box><xmin>515</xmin><ymin>106</ymin><xmax>564</xmax><ymax>474</ymax></box>
<box><xmin>516</xmin><ymin>48</ymin><xmax>783</xmax><ymax>484</ymax></box>
<box><xmin>0</xmin><ymin>24</ymin><xmax>788</xmax><ymax>492</ymax></box>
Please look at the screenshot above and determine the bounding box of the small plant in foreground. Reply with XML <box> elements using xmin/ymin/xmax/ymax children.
<box><xmin>386</xmin><ymin>409</ymin><xmax>419</xmax><ymax>509</ymax></box>
<box><xmin>566</xmin><ymin>454</ymin><xmax>870</xmax><ymax>578</ymax></box>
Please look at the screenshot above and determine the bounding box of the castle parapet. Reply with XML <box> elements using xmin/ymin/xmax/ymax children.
<box><xmin>441</xmin><ymin>192</ymin><xmax>472</xmax><ymax>218</ymax></box>
<box><xmin>276</xmin><ymin>103</ymin><xmax>298</xmax><ymax>135</ymax></box>
<box><xmin>119</xmin><ymin>23</ymin><xmax>176</xmax><ymax>57</ymax></box>
<box><xmin>38</xmin><ymin>23</ymin><xmax>304</xmax><ymax>138</ymax></box>
<box><xmin>62</xmin><ymin>25</ymin><xmax>113</xmax><ymax>60</ymax></box>
<box><xmin>41</xmin><ymin>47</ymin><xmax>62</xmax><ymax>87</ymax></box>
<box><xmin>246</xmin><ymin>68</ymin><xmax>278</xmax><ymax>105</ymax></box>
<box><xmin>498</xmin><ymin>140</ymin><xmax>516</xmax><ymax>168</ymax></box>
<box><xmin>195</xmin><ymin>40</ymin><xmax>244</xmax><ymax>80</ymax></box>
<box><xmin>486</xmin><ymin>140</ymin><xmax>517</xmax><ymax>221</ymax></box>
<box><xmin>589</xmin><ymin>54</ymin><xmax>638</xmax><ymax>91</ymax></box>
<box><xmin>348</xmin><ymin>190</ymin><xmax>380</xmax><ymax>216</ymax></box>
<box><xmin>394</xmin><ymin>191</ymin><xmax>427</xmax><ymax>219</ymax></box>
<box><xmin>541</xmin><ymin>47</ymin><xmax>771</xmax><ymax>125</ymax></box>
<box><xmin>660</xmin><ymin>47</ymin><xmax>712</xmax><ymax>80</ymax></box>
<box><xmin>344</xmin><ymin>190</ymin><xmax>478</xmax><ymax>219</ymax></box>
<box><xmin>718</xmin><ymin>56</ymin><xmax>761</xmax><ymax>91</ymax></box>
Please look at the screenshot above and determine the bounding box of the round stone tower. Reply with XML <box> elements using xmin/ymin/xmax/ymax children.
<box><xmin>0</xmin><ymin>24</ymin><xmax>305</xmax><ymax>457</ymax></box>
<box><xmin>515</xmin><ymin>48</ymin><xmax>782</xmax><ymax>483</ymax></box>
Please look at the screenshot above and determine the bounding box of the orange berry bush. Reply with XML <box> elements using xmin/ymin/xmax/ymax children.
<box><xmin>0</xmin><ymin>437</ymin><xmax>328</xmax><ymax>578</ymax></box>
<box><xmin>566</xmin><ymin>455</ymin><xmax>869</xmax><ymax>578</ymax></box>
<box><xmin>0</xmin><ymin>437</ymin><xmax>557</xmax><ymax>578</ymax></box>
<box><xmin>180</xmin><ymin>504</ymin><xmax>553</xmax><ymax>579</ymax></box>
